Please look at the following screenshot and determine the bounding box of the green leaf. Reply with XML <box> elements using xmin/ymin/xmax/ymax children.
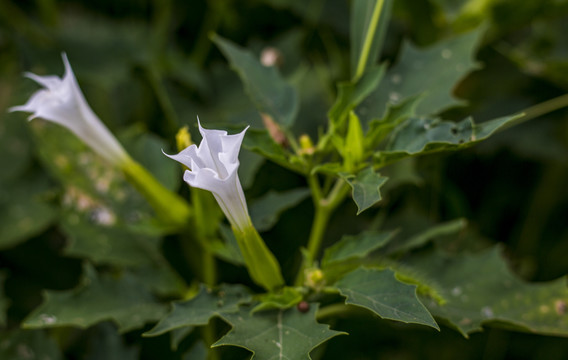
<box><xmin>250</xmin><ymin>188</ymin><xmax>310</xmax><ymax>232</ymax></box>
<box><xmin>350</xmin><ymin>0</ymin><xmax>393</xmax><ymax>78</ymax></box>
<box><xmin>340</xmin><ymin>167</ymin><xmax>388</xmax><ymax>214</ymax></box>
<box><xmin>0</xmin><ymin>175</ymin><xmax>56</xmax><ymax>250</ymax></box>
<box><xmin>252</xmin><ymin>287</ymin><xmax>304</xmax><ymax>313</ymax></box>
<box><xmin>0</xmin><ymin>272</ymin><xmax>9</xmax><ymax>326</ymax></box>
<box><xmin>329</xmin><ymin>65</ymin><xmax>386</xmax><ymax>127</ymax></box>
<box><xmin>0</xmin><ymin>329</ymin><xmax>63</xmax><ymax>360</ymax></box>
<box><xmin>364</xmin><ymin>95</ymin><xmax>422</xmax><ymax>150</ymax></box>
<box><xmin>182</xmin><ymin>341</ymin><xmax>208</xmax><ymax>360</ymax></box>
<box><xmin>383</xmin><ymin>218</ymin><xmax>467</xmax><ymax>255</ymax></box>
<box><xmin>213</xmin><ymin>35</ymin><xmax>298</xmax><ymax>128</ymax></box>
<box><xmin>144</xmin><ymin>284</ymin><xmax>252</xmax><ymax>337</ymax></box>
<box><xmin>0</xmin><ymin>117</ymin><xmax>33</xmax><ymax>184</ymax></box>
<box><xmin>214</xmin><ymin>305</ymin><xmax>345</xmax><ymax>359</ymax></box>
<box><xmin>358</xmin><ymin>28</ymin><xmax>484</xmax><ymax>122</ymax></box>
<box><xmin>322</xmin><ymin>231</ymin><xmax>395</xmax><ymax>267</ymax></box>
<box><xmin>23</xmin><ymin>264</ymin><xmax>168</xmax><ymax>333</ymax></box>
<box><xmin>375</xmin><ymin>114</ymin><xmax>522</xmax><ymax>166</ymax></box>
<box><xmin>84</xmin><ymin>323</ymin><xmax>139</xmax><ymax>360</ymax></box>
<box><xmin>243</xmin><ymin>128</ymin><xmax>304</xmax><ymax>174</ymax></box>
<box><xmin>335</xmin><ymin>267</ymin><xmax>439</xmax><ymax>329</ymax></box>
<box><xmin>406</xmin><ymin>246</ymin><xmax>568</xmax><ymax>337</ymax></box>
<box><xmin>213</xmin><ymin>225</ymin><xmax>245</xmax><ymax>266</ymax></box>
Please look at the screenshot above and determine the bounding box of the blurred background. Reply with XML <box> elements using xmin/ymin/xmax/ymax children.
<box><xmin>0</xmin><ymin>0</ymin><xmax>567</xmax><ymax>359</ymax></box>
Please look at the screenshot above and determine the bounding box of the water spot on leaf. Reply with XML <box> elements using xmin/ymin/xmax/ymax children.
<box><xmin>389</xmin><ymin>92</ymin><xmax>401</xmax><ymax>103</ymax></box>
<box><xmin>390</xmin><ymin>74</ymin><xmax>402</xmax><ymax>84</ymax></box>
<box><xmin>17</xmin><ymin>344</ymin><xmax>34</xmax><ymax>359</ymax></box>
<box><xmin>90</xmin><ymin>207</ymin><xmax>116</xmax><ymax>226</ymax></box>
<box><xmin>555</xmin><ymin>300</ymin><xmax>566</xmax><ymax>315</ymax></box>
<box><xmin>39</xmin><ymin>314</ymin><xmax>57</xmax><ymax>324</ymax></box>
<box><xmin>481</xmin><ymin>306</ymin><xmax>494</xmax><ymax>318</ymax></box>
<box><xmin>441</xmin><ymin>49</ymin><xmax>453</xmax><ymax>59</ymax></box>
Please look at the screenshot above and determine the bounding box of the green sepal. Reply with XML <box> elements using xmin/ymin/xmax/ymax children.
<box><xmin>234</xmin><ymin>224</ymin><xmax>285</xmax><ymax>291</ymax></box>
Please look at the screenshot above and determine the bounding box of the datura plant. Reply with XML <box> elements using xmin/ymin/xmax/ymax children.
<box><xmin>3</xmin><ymin>0</ymin><xmax>568</xmax><ymax>359</ymax></box>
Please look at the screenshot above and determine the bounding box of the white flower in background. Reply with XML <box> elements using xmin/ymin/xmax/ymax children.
<box><xmin>165</xmin><ymin>121</ymin><xmax>251</xmax><ymax>232</ymax></box>
<box><xmin>9</xmin><ymin>53</ymin><xmax>128</xmax><ymax>165</ymax></box>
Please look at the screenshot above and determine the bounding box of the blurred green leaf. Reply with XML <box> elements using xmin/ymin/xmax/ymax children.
<box><xmin>243</xmin><ymin>128</ymin><xmax>304</xmax><ymax>174</ymax></box>
<box><xmin>340</xmin><ymin>167</ymin><xmax>388</xmax><ymax>214</ymax></box>
<box><xmin>329</xmin><ymin>65</ymin><xmax>385</xmax><ymax>127</ymax></box>
<box><xmin>214</xmin><ymin>305</ymin><xmax>345</xmax><ymax>359</ymax></box>
<box><xmin>364</xmin><ymin>95</ymin><xmax>422</xmax><ymax>150</ymax></box>
<box><xmin>407</xmin><ymin>246</ymin><xmax>568</xmax><ymax>337</ymax></box>
<box><xmin>85</xmin><ymin>323</ymin><xmax>139</xmax><ymax>360</ymax></box>
<box><xmin>213</xmin><ymin>225</ymin><xmax>245</xmax><ymax>266</ymax></box>
<box><xmin>213</xmin><ymin>35</ymin><xmax>299</xmax><ymax>128</ymax></box>
<box><xmin>358</xmin><ymin>28</ymin><xmax>484</xmax><ymax>122</ymax></box>
<box><xmin>250</xmin><ymin>188</ymin><xmax>310</xmax><ymax>232</ymax></box>
<box><xmin>383</xmin><ymin>218</ymin><xmax>467</xmax><ymax>255</ymax></box>
<box><xmin>0</xmin><ymin>329</ymin><xmax>63</xmax><ymax>360</ymax></box>
<box><xmin>375</xmin><ymin>114</ymin><xmax>522</xmax><ymax>166</ymax></box>
<box><xmin>23</xmin><ymin>264</ymin><xmax>168</xmax><ymax>333</ymax></box>
<box><xmin>0</xmin><ymin>272</ymin><xmax>8</xmax><ymax>326</ymax></box>
<box><xmin>252</xmin><ymin>287</ymin><xmax>304</xmax><ymax>313</ymax></box>
<box><xmin>322</xmin><ymin>231</ymin><xmax>395</xmax><ymax>267</ymax></box>
<box><xmin>0</xmin><ymin>117</ymin><xmax>33</xmax><ymax>183</ymax></box>
<box><xmin>145</xmin><ymin>284</ymin><xmax>252</xmax><ymax>337</ymax></box>
<box><xmin>335</xmin><ymin>267</ymin><xmax>439</xmax><ymax>329</ymax></box>
<box><xmin>182</xmin><ymin>341</ymin><xmax>208</xmax><ymax>360</ymax></box>
<box><xmin>0</xmin><ymin>175</ymin><xmax>56</xmax><ymax>250</ymax></box>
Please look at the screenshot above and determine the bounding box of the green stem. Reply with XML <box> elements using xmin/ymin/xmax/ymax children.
<box><xmin>501</xmin><ymin>93</ymin><xmax>568</xmax><ymax>131</ymax></box>
<box><xmin>354</xmin><ymin>0</ymin><xmax>385</xmax><ymax>81</ymax></box>
<box><xmin>121</xmin><ymin>157</ymin><xmax>192</xmax><ymax>230</ymax></box>
<box><xmin>295</xmin><ymin>177</ymin><xmax>349</xmax><ymax>285</ymax></box>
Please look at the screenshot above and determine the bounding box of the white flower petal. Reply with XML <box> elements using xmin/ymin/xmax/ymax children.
<box><xmin>10</xmin><ymin>53</ymin><xmax>128</xmax><ymax>166</ymax></box>
<box><xmin>167</xmin><ymin>121</ymin><xmax>250</xmax><ymax>231</ymax></box>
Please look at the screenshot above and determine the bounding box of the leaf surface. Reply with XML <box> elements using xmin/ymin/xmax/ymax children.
<box><xmin>213</xmin><ymin>35</ymin><xmax>298</xmax><ymax>128</ymax></box>
<box><xmin>335</xmin><ymin>267</ymin><xmax>439</xmax><ymax>329</ymax></box>
<box><xmin>145</xmin><ymin>284</ymin><xmax>252</xmax><ymax>337</ymax></box>
<box><xmin>406</xmin><ymin>246</ymin><xmax>568</xmax><ymax>337</ymax></box>
<box><xmin>214</xmin><ymin>305</ymin><xmax>345</xmax><ymax>359</ymax></box>
<box><xmin>340</xmin><ymin>167</ymin><xmax>388</xmax><ymax>214</ymax></box>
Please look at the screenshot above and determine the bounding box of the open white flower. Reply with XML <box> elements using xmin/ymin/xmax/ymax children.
<box><xmin>9</xmin><ymin>53</ymin><xmax>128</xmax><ymax>165</ymax></box>
<box><xmin>165</xmin><ymin>121</ymin><xmax>250</xmax><ymax>232</ymax></box>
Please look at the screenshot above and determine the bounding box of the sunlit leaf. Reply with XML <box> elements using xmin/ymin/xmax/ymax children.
<box><xmin>335</xmin><ymin>267</ymin><xmax>439</xmax><ymax>329</ymax></box>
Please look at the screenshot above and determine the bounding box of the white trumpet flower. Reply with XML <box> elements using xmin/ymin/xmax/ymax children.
<box><xmin>10</xmin><ymin>53</ymin><xmax>129</xmax><ymax>165</ymax></box>
<box><xmin>165</xmin><ymin>121</ymin><xmax>250</xmax><ymax>232</ymax></box>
